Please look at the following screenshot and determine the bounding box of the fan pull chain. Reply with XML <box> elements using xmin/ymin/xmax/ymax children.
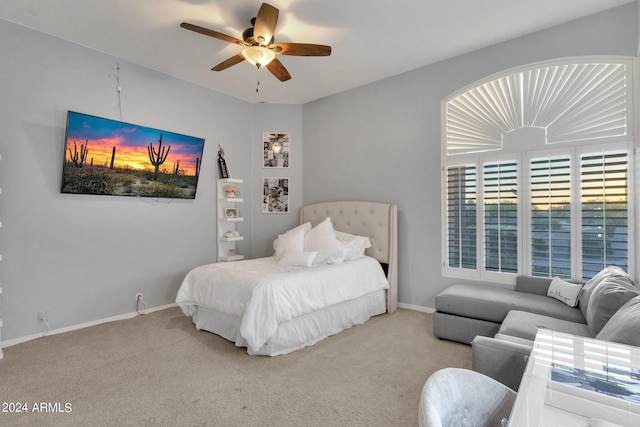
<box><xmin>256</xmin><ymin>68</ymin><xmax>261</xmax><ymax>93</ymax></box>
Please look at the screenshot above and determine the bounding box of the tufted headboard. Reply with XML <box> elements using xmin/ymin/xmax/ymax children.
<box><xmin>300</xmin><ymin>201</ymin><xmax>398</xmax><ymax>313</ymax></box>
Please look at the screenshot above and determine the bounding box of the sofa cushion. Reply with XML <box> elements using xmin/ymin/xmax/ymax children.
<box><xmin>498</xmin><ymin>310</ymin><xmax>593</xmax><ymax>342</ymax></box>
<box><xmin>586</xmin><ymin>277</ymin><xmax>640</xmax><ymax>335</ymax></box>
<box><xmin>578</xmin><ymin>266</ymin><xmax>634</xmax><ymax>320</ymax></box>
<box><xmin>435</xmin><ymin>283</ymin><xmax>586</xmax><ymax>324</ymax></box>
<box><xmin>472</xmin><ymin>336</ymin><xmax>533</xmax><ymax>392</ymax></box>
<box><xmin>493</xmin><ymin>333</ymin><xmax>534</xmax><ymax>347</ymax></box>
<box><xmin>596</xmin><ymin>295</ymin><xmax>640</xmax><ymax>347</ymax></box>
<box><xmin>433</xmin><ymin>312</ymin><xmax>500</xmax><ymax>344</ymax></box>
<box><xmin>515</xmin><ymin>276</ymin><xmax>552</xmax><ymax>296</ymax></box>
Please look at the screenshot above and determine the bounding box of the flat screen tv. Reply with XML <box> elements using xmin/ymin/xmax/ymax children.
<box><xmin>61</xmin><ymin>111</ymin><xmax>205</xmax><ymax>199</ymax></box>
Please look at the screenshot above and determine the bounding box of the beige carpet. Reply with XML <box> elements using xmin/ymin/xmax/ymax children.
<box><xmin>0</xmin><ymin>307</ymin><xmax>471</xmax><ymax>427</ymax></box>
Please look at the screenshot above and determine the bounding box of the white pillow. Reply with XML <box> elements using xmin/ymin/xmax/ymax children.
<box><xmin>304</xmin><ymin>218</ymin><xmax>346</xmax><ymax>265</ymax></box>
<box><xmin>273</xmin><ymin>227</ymin><xmax>305</xmax><ymax>260</ymax></box>
<box><xmin>547</xmin><ymin>277</ymin><xmax>584</xmax><ymax>307</ymax></box>
<box><xmin>334</xmin><ymin>230</ymin><xmax>371</xmax><ymax>261</ymax></box>
<box><xmin>278</xmin><ymin>251</ymin><xmax>318</xmax><ymax>268</ymax></box>
<box><xmin>273</xmin><ymin>222</ymin><xmax>312</xmax><ymax>252</ymax></box>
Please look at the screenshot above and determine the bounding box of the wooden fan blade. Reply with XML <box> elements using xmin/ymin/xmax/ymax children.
<box><xmin>266</xmin><ymin>58</ymin><xmax>291</xmax><ymax>82</ymax></box>
<box><xmin>270</xmin><ymin>43</ymin><xmax>331</xmax><ymax>57</ymax></box>
<box><xmin>254</xmin><ymin>3</ymin><xmax>279</xmax><ymax>46</ymax></box>
<box><xmin>212</xmin><ymin>53</ymin><xmax>246</xmax><ymax>71</ymax></box>
<box><xmin>180</xmin><ymin>22</ymin><xmax>246</xmax><ymax>46</ymax></box>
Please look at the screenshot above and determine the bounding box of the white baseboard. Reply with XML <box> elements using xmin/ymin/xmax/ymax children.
<box><xmin>398</xmin><ymin>302</ymin><xmax>435</xmax><ymax>314</ymax></box>
<box><xmin>2</xmin><ymin>301</ymin><xmax>433</xmax><ymax>351</ymax></box>
<box><xmin>1</xmin><ymin>303</ymin><xmax>177</xmax><ymax>350</ymax></box>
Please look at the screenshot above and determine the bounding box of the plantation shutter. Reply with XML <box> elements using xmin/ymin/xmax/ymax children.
<box><xmin>483</xmin><ymin>160</ymin><xmax>518</xmax><ymax>273</ymax></box>
<box><xmin>445</xmin><ymin>62</ymin><xmax>629</xmax><ymax>155</ymax></box>
<box><xmin>530</xmin><ymin>156</ymin><xmax>571</xmax><ymax>278</ymax></box>
<box><xmin>447</xmin><ymin>165</ymin><xmax>477</xmax><ymax>269</ymax></box>
<box><xmin>581</xmin><ymin>152</ymin><xmax>629</xmax><ymax>280</ymax></box>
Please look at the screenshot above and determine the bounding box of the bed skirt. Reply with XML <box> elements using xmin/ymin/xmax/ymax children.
<box><xmin>191</xmin><ymin>289</ymin><xmax>387</xmax><ymax>356</ymax></box>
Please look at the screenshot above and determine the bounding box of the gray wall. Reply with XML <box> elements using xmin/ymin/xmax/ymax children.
<box><xmin>302</xmin><ymin>4</ymin><xmax>638</xmax><ymax>309</ymax></box>
<box><xmin>0</xmin><ymin>19</ymin><xmax>302</xmax><ymax>342</ymax></box>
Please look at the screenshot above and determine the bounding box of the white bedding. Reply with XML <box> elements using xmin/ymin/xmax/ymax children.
<box><xmin>176</xmin><ymin>256</ymin><xmax>389</xmax><ymax>353</ymax></box>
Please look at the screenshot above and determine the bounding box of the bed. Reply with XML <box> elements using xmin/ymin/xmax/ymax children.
<box><xmin>176</xmin><ymin>201</ymin><xmax>398</xmax><ymax>356</ymax></box>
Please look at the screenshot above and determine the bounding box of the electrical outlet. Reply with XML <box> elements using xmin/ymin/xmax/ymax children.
<box><xmin>38</xmin><ymin>311</ymin><xmax>48</xmax><ymax>324</ymax></box>
<box><xmin>135</xmin><ymin>293</ymin><xmax>143</xmax><ymax>302</ymax></box>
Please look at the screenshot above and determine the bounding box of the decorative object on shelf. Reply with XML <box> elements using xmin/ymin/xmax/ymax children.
<box><xmin>228</xmin><ymin>249</ymin><xmax>236</xmax><ymax>257</ymax></box>
<box><xmin>223</xmin><ymin>184</ymin><xmax>238</xmax><ymax>198</ymax></box>
<box><xmin>262</xmin><ymin>177</ymin><xmax>289</xmax><ymax>213</ymax></box>
<box><xmin>223</xmin><ymin>230</ymin><xmax>240</xmax><ymax>238</ymax></box>
<box><xmin>224</xmin><ymin>207</ymin><xmax>239</xmax><ymax>218</ymax></box>
<box><xmin>218</xmin><ymin>144</ymin><xmax>232</xmax><ymax>179</ymax></box>
<box><xmin>61</xmin><ymin>111</ymin><xmax>205</xmax><ymax>199</ymax></box>
<box><xmin>263</xmin><ymin>132</ymin><xmax>290</xmax><ymax>168</ymax></box>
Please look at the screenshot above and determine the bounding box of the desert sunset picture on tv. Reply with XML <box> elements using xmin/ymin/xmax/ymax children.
<box><xmin>61</xmin><ymin>111</ymin><xmax>206</xmax><ymax>199</ymax></box>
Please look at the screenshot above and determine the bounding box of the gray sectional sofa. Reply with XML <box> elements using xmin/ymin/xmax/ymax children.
<box><xmin>433</xmin><ymin>266</ymin><xmax>640</xmax><ymax>390</ymax></box>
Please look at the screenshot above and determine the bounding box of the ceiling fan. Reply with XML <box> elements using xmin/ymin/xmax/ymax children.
<box><xmin>180</xmin><ymin>2</ymin><xmax>332</xmax><ymax>82</ymax></box>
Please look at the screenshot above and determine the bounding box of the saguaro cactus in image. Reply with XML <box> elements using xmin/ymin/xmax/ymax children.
<box><xmin>147</xmin><ymin>133</ymin><xmax>170</xmax><ymax>180</ymax></box>
<box><xmin>110</xmin><ymin>146</ymin><xmax>116</xmax><ymax>169</ymax></box>
<box><xmin>69</xmin><ymin>139</ymin><xmax>89</xmax><ymax>167</ymax></box>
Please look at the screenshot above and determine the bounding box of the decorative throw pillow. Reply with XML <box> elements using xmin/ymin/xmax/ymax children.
<box><xmin>304</xmin><ymin>217</ymin><xmax>346</xmax><ymax>265</ymax></box>
<box><xmin>586</xmin><ymin>275</ymin><xmax>640</xmax><ymax>335</ymax></box>
<box><xmin>273</xmin><ymin>227</ymin><xmax>305</xmax><ymax>260</ymax></box>
<box><xmin>273</xmin><ymin>222</ymin><xmax>311</xmax><ymax>252</ymax></box>
<box><xmin>277</xmin><ymin>251</ymin><xmax>318</xmax><ymax>268</ymax></box>
<box><xmin>334</xmin><ymin>230</ymin><xmax>371</xmax><ymax>261</ymax></box>
<box><xmin>596</xmin><ymin>295</ymin><xmax>640</xmax><ymax>347</ymax></box>
<box><xmin>547</xmin><ymin>277</ymin><xmax>583</xmax><ymax>307</ymax></box>
<box><xmin>578</xmin><ymin>266</ymin><xmax>634</xmax><ymax>320</ymax></box>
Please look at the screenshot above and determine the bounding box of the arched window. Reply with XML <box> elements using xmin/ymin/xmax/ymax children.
<box><xmin>442</xmin><ymin>57</ymin><xmax>635</xmax><ymax>283</ymax></box>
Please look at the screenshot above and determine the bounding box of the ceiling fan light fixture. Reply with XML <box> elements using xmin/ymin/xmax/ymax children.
<box><xmin>242</xmin><ymin>46</ymin><xmax>275</xmax><ymax>68</ymax></box>
<box><xmin>181</xmin><ymin>3</ymin><xmax>330</xmax><ymax>82</ymax></box>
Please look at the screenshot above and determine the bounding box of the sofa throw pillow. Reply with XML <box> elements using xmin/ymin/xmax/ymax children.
<box><xmin>586</xmin><ymin>275</ymin><xmax>640</xmax><ymax>335</ymax></box>
<box><xmin>547</xmin><ymin>277</ymin><xmax>583</xmax><ymax>307</ymax></box>
<box><xmin>578</xmin><ymin>266</ymin><xmax>635</xmax><ymax>320</ymax></box>
<box><xmin>596</xmin><ymin>295</ymin><xmax>640</xmax><ymax>347</ymax></box>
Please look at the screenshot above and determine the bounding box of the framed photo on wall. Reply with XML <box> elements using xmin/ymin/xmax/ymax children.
<box><xmin>262</xmin><ymin>177</ymin><xmax>290</xmax><ymax>213</ymax></box>
<box><xmin>263</xmin><ymin>132</ymin><xmax>290</xmax><ymax>168</ymax></box>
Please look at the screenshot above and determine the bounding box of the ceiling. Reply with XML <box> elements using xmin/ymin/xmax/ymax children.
<box><xmin>1</xmin><ymin>0</ymin><xmax>634</xmax><ymax>104</ymax></box>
